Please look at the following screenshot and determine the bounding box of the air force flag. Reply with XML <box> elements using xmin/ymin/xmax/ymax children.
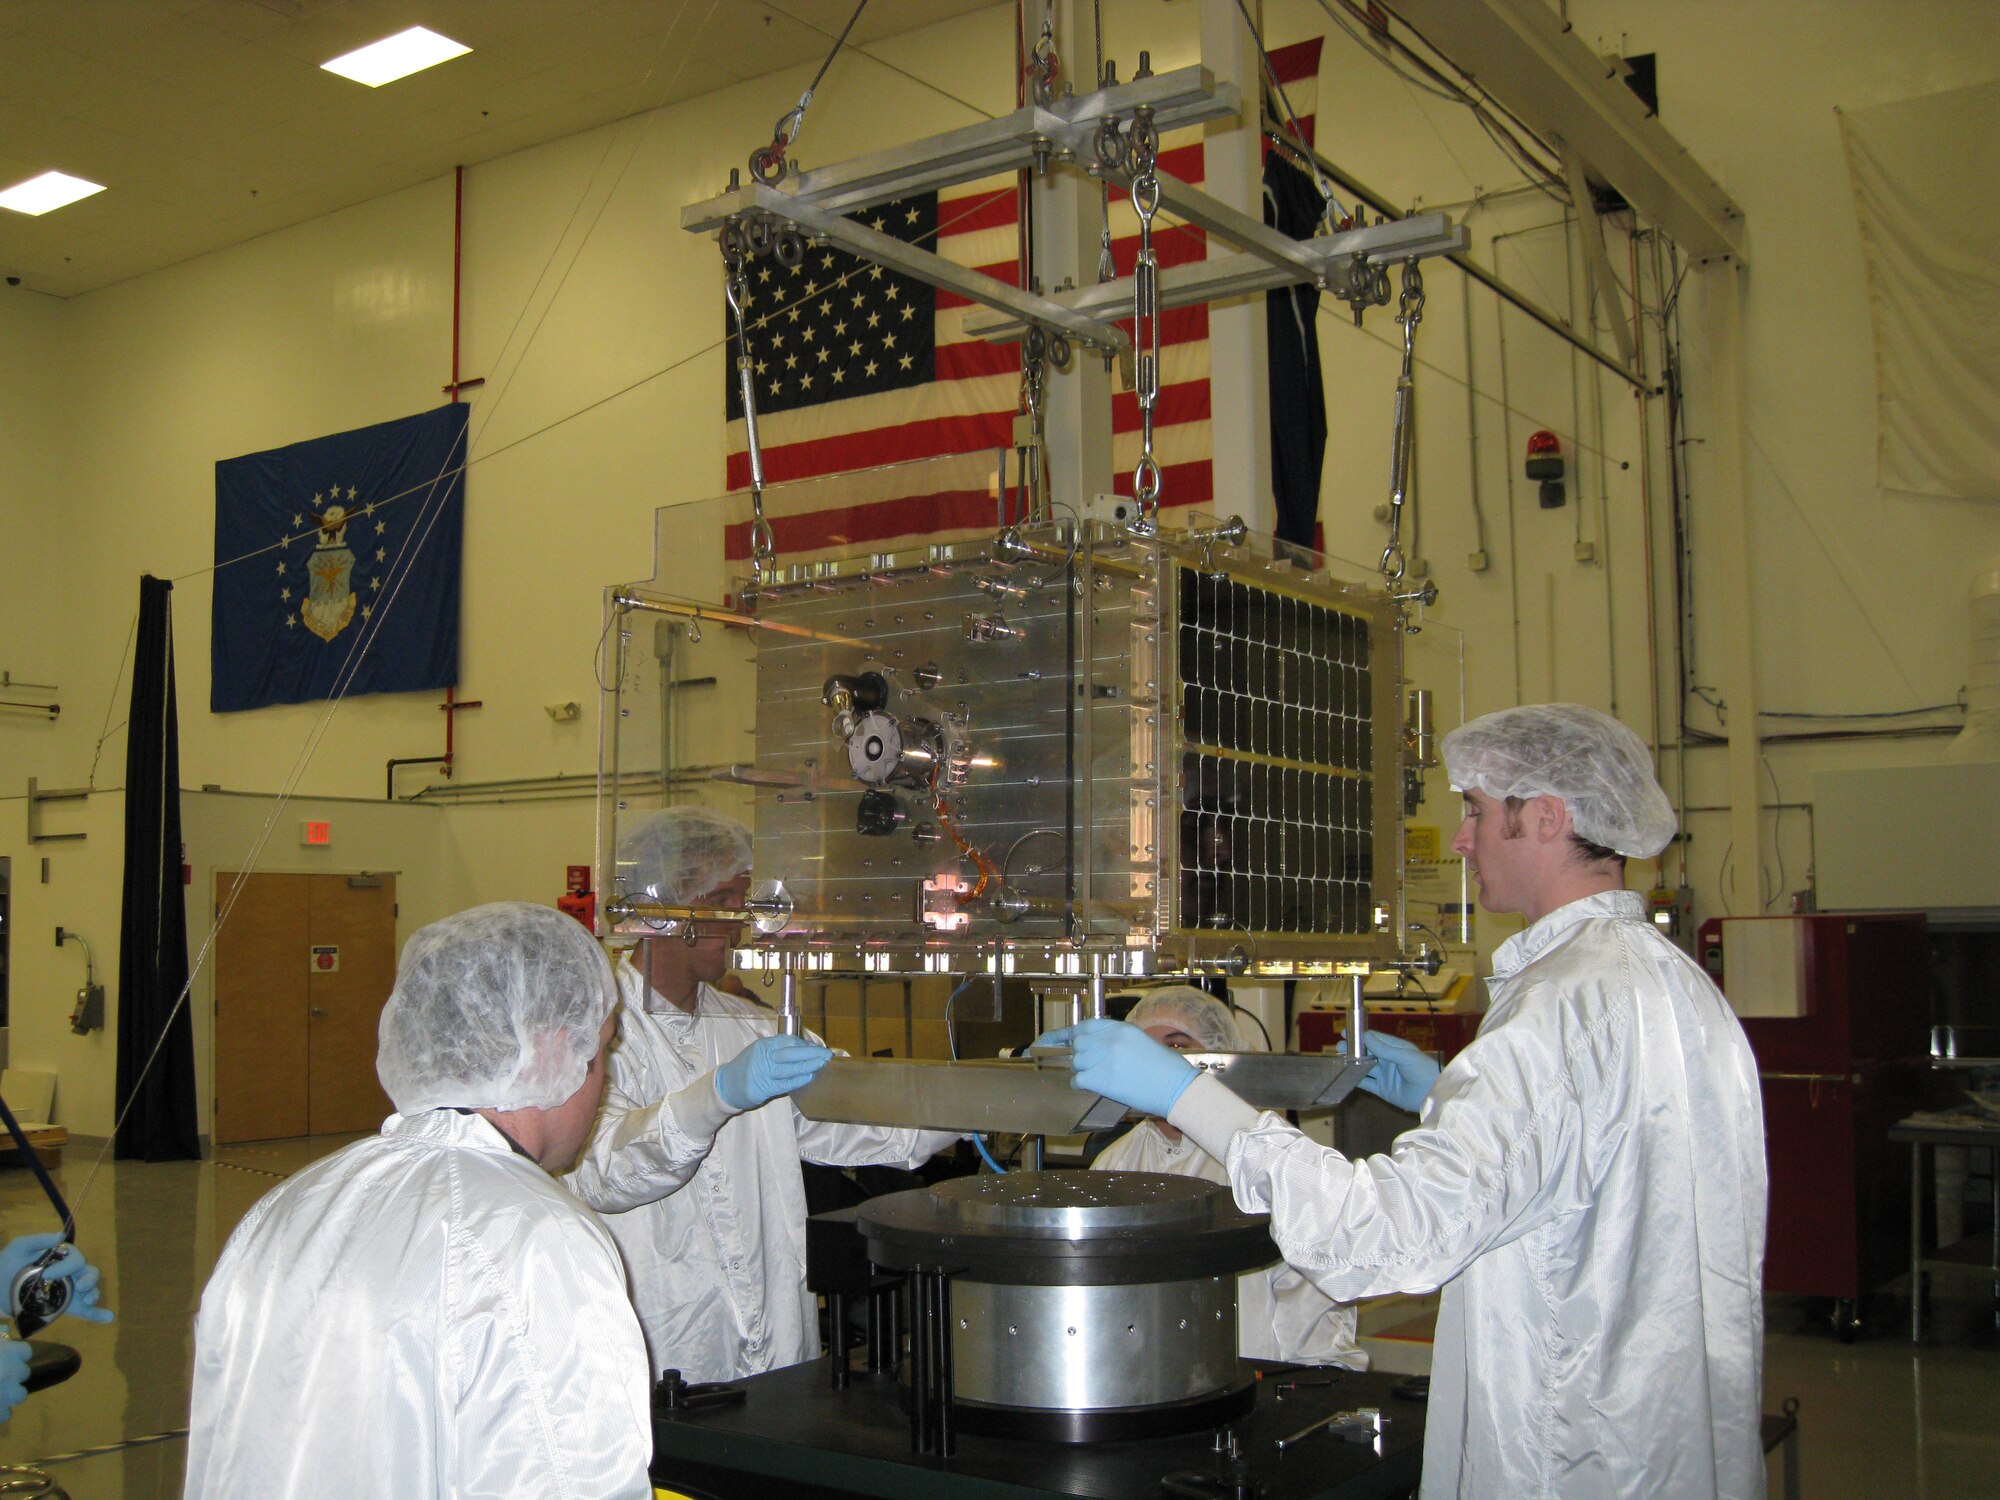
<box><xmin>211</xmin><ymin>404</ymin><xmax>466</xmax><ymax>713</ymax></box>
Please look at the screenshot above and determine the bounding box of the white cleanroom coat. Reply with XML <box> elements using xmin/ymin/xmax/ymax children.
<box><xmin>185</xmin><ymin>1109</ymin><xmax>652</xmax><ymax>1500</ymax></box>
<box><xmin>567</xmin><ymin>966</ymin><xmax>959</xmax><ymax>1384</ymax></box>
<box><xmin>1170</xmin><ymin>890</ymin><xmax>1768</xmax><ymax>1500</ymax></box>
<box><xmin>1092</xmin><ymin>1119</ymin><xmax>1367</xmax><ymax>1369</ymax></box>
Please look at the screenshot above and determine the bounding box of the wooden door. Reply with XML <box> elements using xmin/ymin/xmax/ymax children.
<box><xmin>306</xmin><ymin>873</ymin><xmax>396</xmax><ymax>1134</ymax></box>
<box><xmin>213</xmin><ymin>871</ymin><xmax>397</xmax><ymax>1144</ymax></box>
<box><xmin>213</xmin><ymin>873</ymin><xmax>309</xmax><ymax>1144</ymax></box>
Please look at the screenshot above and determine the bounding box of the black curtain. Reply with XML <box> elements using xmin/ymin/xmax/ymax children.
<box><xmin>115</xmin><ymin>575</ymin><xmax>199</xmax><ymax>1161</ymax></box>
<box><xmin>1264</xmin><ymin>152</ymin><xmax>1329</xmax><ymax>551</ymax></box>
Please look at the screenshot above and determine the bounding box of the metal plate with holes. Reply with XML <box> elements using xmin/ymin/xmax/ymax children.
<box><xmin>791</xmin><ymin>1056</ymin><xmax>1129</xmax><ymax>1137</ymax></box>
<box><xmin>930</xmin><ymin>1170</ymin><xmax>1224</xmax><ymax>1235</ymax></box>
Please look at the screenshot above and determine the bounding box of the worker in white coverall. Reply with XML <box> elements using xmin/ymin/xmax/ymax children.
<box><xmin>1090</xmin><ymin>986</ymin><xmax>1367</xmax><ymax>1370</ymax></box>
<box><xmin>1046</xmin><ymin>705</ymin><xmax>1768</xmax><ymax>1500</ymax></box>
<box><xmin>567</xmin><ymin>806</ymin><xmax>960</xmax><ymax>1384</ymax></box>
<box><xmin>188</xmin><ymin>902</ymin><xmax>806</xmax><ymax>1499</ymax></box>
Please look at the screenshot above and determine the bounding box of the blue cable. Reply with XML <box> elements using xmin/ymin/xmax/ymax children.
<box><xmin>971</xmin><ymin>1133</ymin><xmax>1007</xmax><ymax>1175</ymax></box>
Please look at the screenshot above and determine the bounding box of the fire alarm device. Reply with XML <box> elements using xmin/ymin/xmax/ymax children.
<box><xmin>1525</xmin><ymin>430</ymin><xmax>1565</xmax><ymax>508</ymax></box>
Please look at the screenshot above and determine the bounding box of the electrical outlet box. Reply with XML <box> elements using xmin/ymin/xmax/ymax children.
<box><xmin>70</xmin><ymin>983</ymin><xmax>105</xmax><ymax>1035</ymax></box>
<box><xmin>1466</xmin><ymin>550</ymin><xmax>1489</xmax><ymax>573</ymax></box>
<box><xmin>1574</xmin><ymin>541</ymin><xmax>1596</xmax><ymax>563</ymax></box>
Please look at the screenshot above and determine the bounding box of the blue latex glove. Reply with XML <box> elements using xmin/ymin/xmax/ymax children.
<box><xmin>1336</xmin><ymin>1031</ymin><xmax>1440</xmax><ymax>1113</ymax></box>
<box><xmin>0</xmin><ymin>1234</ymin><xmax>115</xmax><ymax>1328</ymax></box>
<box><xmin>0</xmin><ymin>1233</ymin><xmax>63</xmax><ymax>1296</ymax></box>
<box><xmin>1038</xmin><ymin>1019</ymin><xmax>1199</xmax><ymax>1119</ymax></box>
<box><xmin>715</xmin><ymin>1033</ymin><xmax>833</xmax><ymax>1112</ymax></box>
<box><xmin>0</xmin><ymin>1336</ymin><xmax>28</xmax><ymax>1422</ymax></box>
<box><xmin>43</xmin><ymin>1245</ymin><xmax>114</xmax><ymax>1325</ymax></box>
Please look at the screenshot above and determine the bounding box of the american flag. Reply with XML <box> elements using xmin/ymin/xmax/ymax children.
<box><xmin>722</xmin><ymin>38</ymin><xmax>1321</xmax><ymax>567</ymax></box>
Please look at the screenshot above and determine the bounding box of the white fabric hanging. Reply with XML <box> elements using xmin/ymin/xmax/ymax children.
<box><xmin>1841</xmin><ymin>79</ymin><xmax>2000</xmax><ymax>502</ymax></box>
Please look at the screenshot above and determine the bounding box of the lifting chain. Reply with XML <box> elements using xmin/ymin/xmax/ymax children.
<box><xmin>1380</xmin><ymin>259</ymin><xmax>1425</xmax><ymax>584</ymax></box>
<box><xmin>1018</xmin><ymin>329</ymin><xmax>1049</xmax><ymax>523</ymax></box>
<box><xmin>720</xmin><ymin>233</ymin><xmax>776</xmax><ymax>583</ymax></box>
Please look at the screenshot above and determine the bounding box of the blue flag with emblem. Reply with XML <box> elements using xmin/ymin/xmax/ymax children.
<box><xmin>211</xmin><ymin>403</ymin><xmax>467</xmax><ymax>713</ymax></box>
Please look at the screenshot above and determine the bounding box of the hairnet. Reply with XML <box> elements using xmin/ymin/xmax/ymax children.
<box><xmin>617</xmin><ymin>806</ymin><xmax>754</xmax><ymax>907</ymax></box>
<box><xmin>1442</xmin><ymin>703</ymin><xmax>1676</xmax><ymax>858</ymax></box>
<box><xmin>377</xmin><ymin>902</ymin><xmax>618</xmax><ymax>1114</ymax></box>
<box><xmin>1125</xmin><ymin>986</ymin><xmax>1241</xmax><ymax>1052</ymax></box>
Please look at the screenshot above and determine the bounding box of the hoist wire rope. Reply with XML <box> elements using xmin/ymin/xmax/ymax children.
<box><xmin>800</xmin><ymin>0</ymin><xmax>870</xmax><ymax>118</ymax></box>
<box><xmin>760</xmin><ymin>0</ymin><xmax>996</xmax><ymax>124</ymax></box>
<box><xmin>70</xmin><ymin>419</ymin><xmax>470</xmax><ymax>1226</ymax></box>
<box><xmin>179</xmin><ymin>181</ymin><xmax>1032</xmax><ymax>586</ymax></box>
<box><xmin>1317</xmin><ymin>294</ymin><xmax>1639</xmax><ymax>475</ymax></box>
<box><xmin>1229</xmin><ymin>0</ymin><xmax>1347</xmax><ymax>224</ymax></box>
<box><xmin>470</xmin><ymin>0</ymin><xmax>723</xmax><ymax>459</ymax></box>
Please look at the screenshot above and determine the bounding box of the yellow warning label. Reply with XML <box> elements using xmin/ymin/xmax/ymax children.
<box><xmin>1406</xmin><ymin>825</ymin><xmax>1440</xmax><ymax>862</ymax></box>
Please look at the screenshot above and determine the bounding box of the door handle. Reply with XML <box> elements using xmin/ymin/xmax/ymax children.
<box><xmin>309</xmin><ymin>1006</ymin><xmax>328</xmax><ymax>1018</ymax></box>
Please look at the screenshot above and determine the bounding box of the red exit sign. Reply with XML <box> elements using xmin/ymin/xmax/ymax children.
<box><xmin>301</xmin><ymin>820</ymin><xmax>332</xmax><ymax>847</ymax></box>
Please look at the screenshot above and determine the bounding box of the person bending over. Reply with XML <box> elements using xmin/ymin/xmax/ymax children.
<box><xmin>1090</xmin><ymin>986</ymin><xmax>1368</xmax><ymax>1370</ymax></box>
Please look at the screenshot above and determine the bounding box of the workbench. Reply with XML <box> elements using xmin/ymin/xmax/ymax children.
<box><xmin>1891</xmin><ymin>1115</ymin><xmax>2000</xmax><ymax>1341</ymax></box>
<box><xmin>650</xmin><ymin>1359</ymin><xmax>1425</xmax><ymax>1499</ymax></box>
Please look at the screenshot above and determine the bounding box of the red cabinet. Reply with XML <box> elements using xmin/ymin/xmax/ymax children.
<box><xmin>1701</xmin><ymin>913</ymin><xmax>1930</xmax><ymax>1303</ymax></box>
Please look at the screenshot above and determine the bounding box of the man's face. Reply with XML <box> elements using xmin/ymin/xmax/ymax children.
<box><xmin>541</xmin><ymin>1011</ymin><xmax>619</xmax><ymax>1172</ymax></box>
<box><xmin>1450</xmin><ymin>788</ymin><xmax>1542</xmax><ymax>917</ymax></box>
<box><xmin>1141</xmin><ymin>1021</ymin><xmax>1202</xmax><ymax>1053</ymax></box>
<box><xmin>680</xmin><ymin>872</ymin><xmax>750</xmax><ymax>987</ymax></box>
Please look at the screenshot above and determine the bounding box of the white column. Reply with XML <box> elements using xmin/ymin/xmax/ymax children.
<box><xmin>1031</xmin><ymin>2</ymin><xmax>1114</xmax><ymax>518</ymax></box>
<box><xmin>1199</xmin><ymin>0</ymin><xmax>1273</xmax><ymax>532</ymax></box>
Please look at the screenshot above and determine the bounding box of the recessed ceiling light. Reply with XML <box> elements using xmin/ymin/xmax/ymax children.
<box><xmin>321</xmin><ymin>26</ymin><xmax>471</xmax><ymax>87</ymax></box>
<box><xmin>0</xmin><ymin>171</ymin><xmax>106</xmax><ymax>217</ymax></box>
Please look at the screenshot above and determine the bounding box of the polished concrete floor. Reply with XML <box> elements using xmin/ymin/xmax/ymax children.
<box><xmin>0</xmin><ymin>1136</ymin><xmax>1994</xmax><ymax>1498</ymax></box>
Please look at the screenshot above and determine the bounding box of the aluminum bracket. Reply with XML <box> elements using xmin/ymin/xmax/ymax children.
<box><xmin>682</xmin><ymin>67</ymin><xmax>1239</xmax><ymax>228</ymax></box>
<box><xmin>964</xmin><ymin>212</ymin><xmax>1468</xmax><ymax>344</ymax></box>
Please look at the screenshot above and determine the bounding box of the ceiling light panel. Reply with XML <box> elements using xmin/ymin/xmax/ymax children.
<box><xmin>0</xmin><ymin>171</ymin><xmax>107</xmax><ymax>216</ymax></box>
<box><xmin>320</xmin><ymin>26</ymin><xmax>471</xmax><ymax>87</ymax></box>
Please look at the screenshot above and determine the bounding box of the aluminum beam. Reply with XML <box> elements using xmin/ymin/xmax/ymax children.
<box><xmin>1386</xmin><ymin>0</ymin><xmax>1743</xmax><ymax>262</ymax></box>
<box><xmin>688</xmin><ymin>181</ymin><xmax>1127</xmax><ymax>354</ymax></box>
<box><xmin>1557</xmin><ymin>135</ymin><xmax>1638</xmax><ymax>370</ymax></box>
<box><xmin>790</xmin><ymin>1052</ymin><xmax>1374</xmax><ymax>1134</ymax></box>
<box><xmin>682</xmin><ymin>66</ymin><xmax>1238</xmax><ymax>228</ymax></box>
<box><xmin>964</xmin><ymin>212</ymin><xmax>1467</xmax><ymax>344</ymax></box>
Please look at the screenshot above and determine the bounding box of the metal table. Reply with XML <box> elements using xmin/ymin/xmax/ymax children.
<box><xmin>1890</xmin><ymin>1118</ymin><xmax>2000</xmax><ymax>1340</ymax></box>
<box><xmin>651</xmin><ymin>1359</ymin><xmax>1425</xmax><ymax>1499</ymax></box>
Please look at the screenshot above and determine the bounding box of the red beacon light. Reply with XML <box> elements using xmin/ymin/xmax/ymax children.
<box><xmin>1525</xmin><ymin>429</ymin><xmax>1566</xmax><ymax>508</ymax></box>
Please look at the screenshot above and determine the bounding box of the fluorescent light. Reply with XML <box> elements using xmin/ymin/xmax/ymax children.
<box><xmin>321</xmin><ymin>26</ymin><xmax>470</xmax><ymax>87</ymax></box>
<box><xmin>0</xmin><ymin>171</ymin><xmax>106</xmax><ymax>216</ymax></box>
